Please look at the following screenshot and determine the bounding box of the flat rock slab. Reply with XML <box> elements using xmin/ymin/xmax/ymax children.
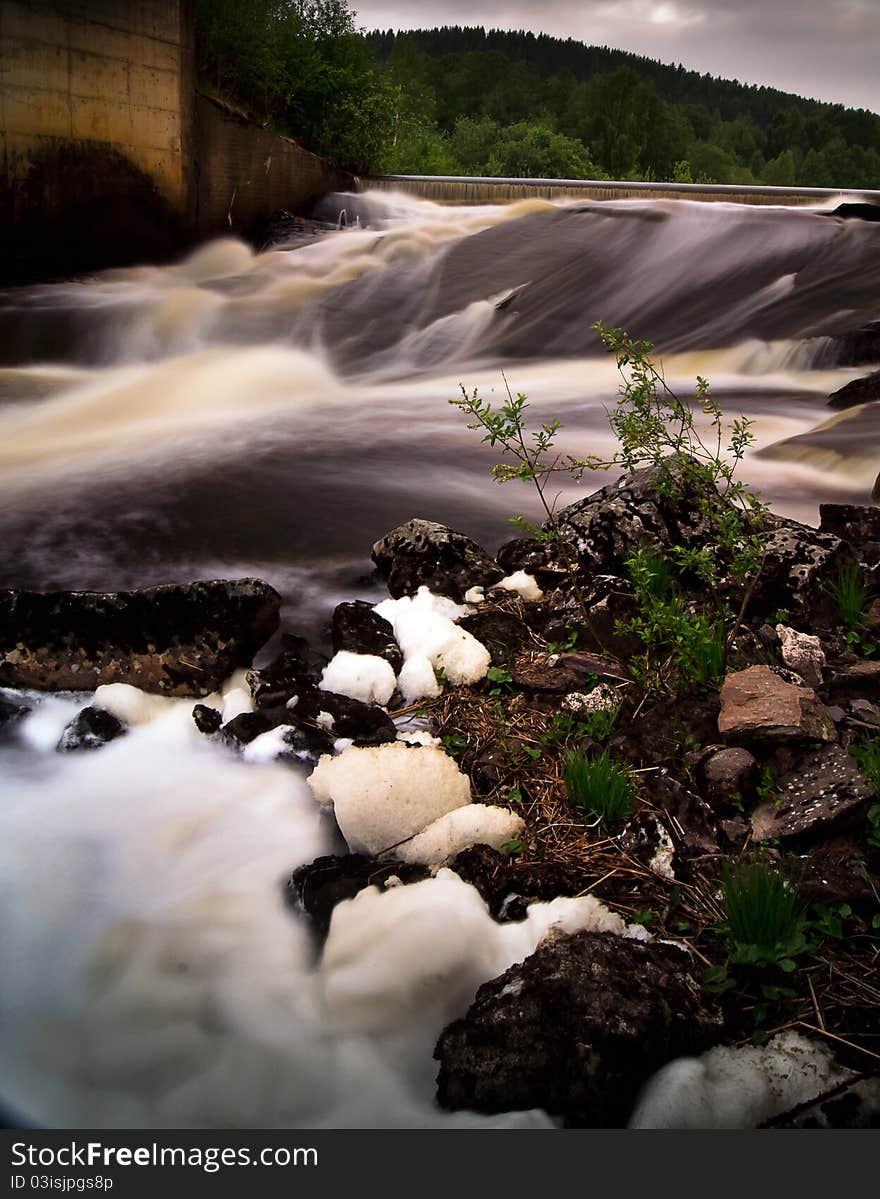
<box><xmin>750</xmin><ymin>745</ymin><xmax>873</xmax><ymax>842</ymax></box>
<box><xmin>718</xmin><ymin>665</ymin><xmax>836</xmax><ymax>743</ymax></box>
<box><xmin>0</xmin><ymin>579</ymin><xmax>280</xmax><ymax>697</ymax></box>
<box><xmin>435</xmin><ymin>929</ymin><xmax>722</xmax><ymax>1126</ymax></box>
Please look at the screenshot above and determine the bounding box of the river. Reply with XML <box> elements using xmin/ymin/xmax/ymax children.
<box><xmin>0</xmin><ymin>190</ymin><xmax>878</xmax><ymax>1127</ymax></box>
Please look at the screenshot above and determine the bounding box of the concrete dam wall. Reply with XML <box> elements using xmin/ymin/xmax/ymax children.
<box><xmin>0</xmin><ymin>0</ymin><xmax>349</xmax><ymax>281</ymax></box>
<box><xmin>368</xmin><ymin>174</ymin><xmax>880</xmax><ymax>208</ymax></box>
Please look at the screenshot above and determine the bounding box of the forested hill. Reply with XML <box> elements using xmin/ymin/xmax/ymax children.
<box><xmin>366</xmin><ymin>25</ymin><xmax>880</xmax><ymax>188</ymax></box>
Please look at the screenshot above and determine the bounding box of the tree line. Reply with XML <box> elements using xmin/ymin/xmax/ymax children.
<box><xmin>196</xmin><ymin>4</ymin><xmax>880</xmax><ymax>188</ymax></box>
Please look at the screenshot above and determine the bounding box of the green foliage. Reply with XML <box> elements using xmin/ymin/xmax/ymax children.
<box><xmin>623</xmin><ymin>548</ymin><xmax>728</xmax><ymax>695</ymax></box>
<box><xmin>486</xmin><ymin>665</ymin><xmax>515</xmax><ymax>696</ymax></box>
<box><xmin>563</xmin><ymin>747</ymin><xmax>634</xmax><ymax>826</ymax></box>
<box><xmin>719</xmin><ymin>860</ymin><xmax>809</xmax><ymax>972</ymax></box>
<box><xmin>852</xmin><ymin>736</ymin><xmax>880</xmax><ymax>792</ymax></box>
<box><xmin>455</xmin><ymin>328</ymin><xmax>766</xmax><ymax>695</ymax></box>
<box><xmin>592</xmin><ymin>324</ymin><xmax>767</xmax><ymax>694</ymax></box>
<box><xmin>195</xmin><ymin>0</ymin><xmax>405</xmax><ymax>173</ymax></box>
<box><xmin>368</xmin><ymin>26</ymin><xmax>880</xmax><ymax>187</ymax></box>
<box><xmin>825</xmin><ymin>561</ymin><xmax>876</xmax><ymax>655</ymax></box>
<box><xmin>451</xmin><ymin>374</ymin><xmax>599</xmax><ymax>631</ymax></box>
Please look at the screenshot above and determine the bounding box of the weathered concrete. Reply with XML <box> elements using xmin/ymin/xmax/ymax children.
<box><xmin>194</xmin><ymin>94</ymin><xmax>351</xmax><ymax>238</ymax></box>
<box><xmin>0</xmin><ymin>1</ymin><xmax>350</xmax><ymax>280</ymax></box>
<box><xmin>368</xmin><ymin>174</ymin><xmax>880</xmax><ymax>208</ymax></box>
<box><xmin>0</xmin><ymin>0</ymin><xmax>196</xmax><ymax>277</ymax></box>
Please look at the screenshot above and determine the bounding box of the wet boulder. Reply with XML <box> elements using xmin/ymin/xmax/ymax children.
<box><xmin>551</xmin><ymin>457</ymin><xmax>724</xmax><ymax>579</ymax></box>
<box><xmin>331</xmin><ymin>601</ymin><xmax>403</xmax><ymax>673</ymax></box>
<box><xmin>818</xmin><ymin>504</ymin><xmax>880</xmax><ymax>566</ymax></box>
<box><xmin>293</xmin><ymin>684</ymin><xmax>397</xmax><ymax>746</ymax></box>
<box><xmin>192</xmin><ymin>704</ymin><xmax>222</xmax><ymax>735</ymax></box>
<box><xmin>0</xmin><ymin>693</ymin><xmax>30</xmax><ymax>733</ymax></box>
<box><xmin>749</xmin><ymin>517</ymin><xmax>855</xmax><ymax>624</ymax></box>
<box><xmin>435</xmin><ymin>930</ymin><xmax>722</xmax><ymax>1126</ymax></box>
<box><xmin>57</xmin><ymin>706</ymin><xmax>127</xmax><ymax>752</ymax></box>
<box><xmin>457</xmin><ymin>610</ymin><xmax>531</xmax><ymax>667</ymax></box>
<box><xmin>287</xmin><ymin>853</ymin><xmax>430</xmax><ymax>940</ymax></box>
<box><xmin>696</xmin><ymin>746</ymin><xmax>758</xmax><ymax>805</ymax></box>
<box><xmin>371</xmin><ymin>518</ymin><xmax>503</xmax><ymax>601</ymax></box>
<box><xmin>826</xmin><ymin>369</ymin><xmax>880</xmax><ymax>411</ymax></box>
<box><xmin>0</xmin><ymin>580</ymin><xmax>281</xmax><ymax>697</ymax></box>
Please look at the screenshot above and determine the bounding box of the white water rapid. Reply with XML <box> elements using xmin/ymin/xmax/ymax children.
<box><xmin>1</xmin><ymin>190</ymin><xmax>878</xmax><ymax>1128</ymax></box>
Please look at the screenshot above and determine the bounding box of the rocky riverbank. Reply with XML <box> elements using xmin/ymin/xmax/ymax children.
<box><xmin>2</xmin><ymin>454</ymin><xmax>879</xmax><ymax>1128</ymax></box>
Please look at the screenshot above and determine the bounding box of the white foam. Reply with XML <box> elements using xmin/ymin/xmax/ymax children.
<box><xmin>307</xmin><ymin>742</ymin><xmax>471</xmax><ymax>855</ymax></box>
<box><xmin>629</xmin><ymin>1031</ymin><xmax>852</xmax><ymax>1128</ymax></box>
<box><xmin>319</xmin><ymin>651</ymin><xmax>396</xmax><ymax>706</ymax></box>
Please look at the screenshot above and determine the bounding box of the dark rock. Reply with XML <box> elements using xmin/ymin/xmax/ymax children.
<box><xmin>371</xmin><ymin>518</ymin><xmax>503</xmax><ymax>601</ymax></box>
<box><xmin>749</xmin><ymin>517</ymin><xmax>854</xmax><ymax>625</ymax></box>
<box><xmin>826</xmin><ymin>660</ymin><xmax>880</xmax><ymax>702</ymax></box>
<box><xmin>618</xmin><ymin>812</ymin><xmax>677</xmax><ymax>878</ymax></box>
<box><xmin>331</xmin><ymin>601</ymin><xmax>403</xmax><ymax>673</ymax></box>
<box><xmin>434</xmin><ymin>930</ymin><xmax>723</xmax><ymax>1125</ymax></box>
<box><xmin>457</xmin><ymin>610</ymin><xmax>531</xmax><ymax>667</ymax></box>
<box><xmin>192</xmin><ymin>704</ymin><xmax>222</xmax><ymax>735</ymax></box>
<box><xmin>509</xmin><ymin>656</ymin><xmax>584</xmax><ymax>693</ymax></box>
<box><xmin>851</xmin><ymin>698</ymin><xmax>880</xmax><ymax>726</ymax></box>
<box><xmin>750</xmin><ymin>745</ymin><xmax>873</xmax><ymax>842</ymax></box>
<box><xmin>450</xmin><ymin>845</ymin><xmax>601</xmax><ymax>917</ymax></box>
<box><xmin>221</xmin><ymin>710</ymin><xmax>281</xmax><ymax>747</ymax></box>
<box><xmin>698</xmin><ymin>746</ymin><xmax>758</xmax><ymax>805</ymax></box>
<box><xmin>495</xmin><ymin>537</ymin><xmax>568</xmax><ymax>587</ymax></box>
<box><xmin>816</xmin><ymin>321</ymin><xmax>880</xmax><ymax>368</ymax></box>
<box><xmin>293</xmin><ymin>685</ymin><xmax>397</xmax><ymax>746</ymax></box>
<box><xmin>718</xmin><ymin>666</ymin><xmax>836</xmax><ymax>743</ymax></box>
<box><xmin>794</xmin><ymin>839</ymin><xmax>874</xmax><ymax>906</ymax></box>
<box><xmin>0</xmin><ymin>693</ymin><xmax>30</xmax><ymax>732</ymax></box>
<box><xmin>247</xmin><ymin>646</ymin><xmax>317</xmax><ymax>709</ymax></box>
<box><xmin>56</xmin><ymin>706</ymin><xmax>127</xmax><ymax>752</ymax></box>
<box><xmin>818</xmin><ymin>503</ymin><xmax>880</xmax><ymax>550</ymax></box>
<box><xmin>826</xmin><ymin>369</ymin><xmax>880</xmax><ymax>410</ymax></box>
<box><xmin>0</xmin><ymin>579</ymin><xmax>281</xmax><ymax>697</ymax></box>
<box><xmin>287</xmin><ymin>854</ymin><xmax>430</xmax><ymax>940</ymax></box>
<box><xmin>551</xmin><ymin>457</ymin><xmax>722</xmax><ymax>580</ymax></box>
<box><xmin>757</xmin><ymin>623</ymin><xmax>780</xmax><ymax>646</ymax></box>
<box><xmin>647</xmin><ymin>773</ymin><xmax>719</xmax><ymax>856</ymax></box>
<box><xmin>552</xmin><ymin>651</ymin><xmax>630</xmax><ymax>683</ymax></box>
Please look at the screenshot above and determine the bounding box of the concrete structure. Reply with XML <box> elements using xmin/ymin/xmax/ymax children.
<box><xmin>0</xmin><ymin>0</ymin><xmax>350</xmax><ymax>281</ymax></box>
<box><xmin>369</xmin><ymin>174</ymin><xmax>880</xmax><ymax>208</ymax></box>
<box><xmin>195</xmin><ymin>94</ymin><xmax>350</xmax><ymax>236</ymax></box>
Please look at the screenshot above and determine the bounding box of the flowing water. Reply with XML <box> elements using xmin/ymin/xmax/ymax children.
<box><xmin>1</xmin><ymin>190</ymin><xmax>879</xmax><ymax>1128</ymax></box>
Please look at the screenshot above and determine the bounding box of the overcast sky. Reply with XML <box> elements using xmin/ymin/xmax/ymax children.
<box><xmin>351</xmin><ymin>0</ymin><xmax>879</xmax><ymax>114</ymax></box>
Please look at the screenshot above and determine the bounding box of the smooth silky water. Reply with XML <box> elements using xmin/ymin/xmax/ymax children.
<box><xmin>1</xmin><ymin>190</ymin><xmax>878</xmax><ymax>1127</ymax></box>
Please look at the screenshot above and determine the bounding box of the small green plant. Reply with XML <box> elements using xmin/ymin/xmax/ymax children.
<box><xmin>502</xmin><ymin>838</ymin><xmax>524</xmax><ymax>857</ymax></box>
<box><xmin>441</xmin><ymin>732</ymin><xmax>468</xmax><ymax>758</ymax></box>
<box><xmin>852</xmin><ymin>736</ymin><xmax>880</xmax><ymax>791</ymax></box>
<box><xmin>563</xmin><ymin>747</ymin><xmax>634</xmax><ymax>826</ymax></box>
<box><xmin>486</xmin><ymin>665</ymin><xmax>515</xmax><ymax>696</ymax></box>
<box><xmin>719</xmin><ymin>860</ymin><xmax>809</xmax><ymax>972</ymax></box>
<box><xmin>827</xmin><ymin>561</ymin><xmax>872</xmax><ymax>629</ymax></box>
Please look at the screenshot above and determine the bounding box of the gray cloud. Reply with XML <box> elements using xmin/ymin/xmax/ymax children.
<box><xmin>352</xmin><ymin>0</ymin><xmax>879</xmax><ymax>113</ymax></box>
